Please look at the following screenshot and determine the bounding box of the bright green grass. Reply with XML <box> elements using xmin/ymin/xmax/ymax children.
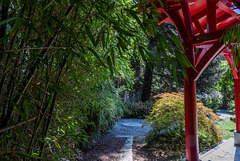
<box><xmin>216</xmin><ymin>117</ymin><xmax>235</xmax><ymax>140</ymax></box>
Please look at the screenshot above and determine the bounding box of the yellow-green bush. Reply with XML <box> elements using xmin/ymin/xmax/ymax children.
<box><xmin>144</xmin><ymin>92</ymin><xmax>223</xmax><ymax>151</ymax></box>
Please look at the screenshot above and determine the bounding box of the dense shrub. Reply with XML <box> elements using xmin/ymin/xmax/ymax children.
<box><xmin>123</xmin><ymin>100</ymin><xmax>154</xmax><ymax>118</ymax></box>
<box><xmin>144</xmin><ymin>92</ymin><xmax>223</xmax><ymax>152</ymax></box>
<box><xmin>197</xmin><ymin>91</ymin><xmax>223</xmax><ymax>112</ymax></box>
<box><xmin>45</xmin><ymin>82</ymin><xmax>124</xmax><ymax>159</ymax></box>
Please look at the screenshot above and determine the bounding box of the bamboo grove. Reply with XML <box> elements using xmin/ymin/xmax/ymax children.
<box><xmin>0</xmin><ymin>0</ymin><xmax>194</xmax><ymax>160</ymax></box>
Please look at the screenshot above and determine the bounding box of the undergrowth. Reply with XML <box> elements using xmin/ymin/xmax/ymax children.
<box><xmin>143</xmin><ymin>92</ymin><xmax>223</xmax><ymax>158</ymax></box>
<box><xmin>123</xmin><ymin>100</ymin><xmax>154</xmax><ymax>118</ymax></box>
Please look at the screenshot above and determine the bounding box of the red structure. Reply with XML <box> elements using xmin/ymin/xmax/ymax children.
<box><xmin>144</xmin><ymin>0</ymin><xmax>240</xmax><ymax>160</ymax></box>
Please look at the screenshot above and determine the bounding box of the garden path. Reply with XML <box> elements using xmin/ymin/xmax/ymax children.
<box><xmin>80</xmin><ymin>118</ymin><xmax>151</xmax><ymax>161</ymax></box>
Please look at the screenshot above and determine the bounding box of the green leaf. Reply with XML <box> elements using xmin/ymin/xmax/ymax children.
<box><xmin>16</xmin><ymin>152</ymin><xmax>45</xmax><ymax>160</ymax></box>
<box><xmin>110</xmin><ymin>47</ymin><xmax>115</xmax><ymax>66</ymax></box>
<box><xmin>96</xmin><ymin>27</ymin><xmax>105</xmax><ymax>47</ymax></box>
<box><xmin>46</xmin><ymin>20</ymin><xmax>54</xmax><ymax>36</ymax></box>
<box><xmin>117</xmin><ymin>37</ymin><xmax>127</xmax><ymax>51</ymax></box>
<box><xmin>0</xmin><ymin>17</ymin><xmax>17</xmax><ymax>26</ymax></box>
<box><xmin>113</xmin><ymin>26</ymin><xmax>134</xmax><ymax>36</ymax></box>
<box><xmin>158</xmin><ymin>0</ymin><xmax>164</xmax><ymax>7</ymax></box>
<box><xmin>159</xmin><ymin>34</ymin><xmax>173</xmax><ymax>54</ymax></box>
<box><xmin>144</xmin><ymin>48</ymin><xmax>156</xmax><ymax>65</ymax></box>
<box><xmin>168</xmin><ymin>31</ymin><xmax>184</xmax><ymax>51</ymax></box>
<box><xmin>138</xmin><ymin>46</ymin><xmax>147</xmax><ymax>62</ymax></box>
<box><xmin>150</xmin><ymin>9</ymin><xmax>162</xmax><ymax>19</ymax></box>
<box><xmin>171</xmin><ymin>59</ymin><xmax>178</xmax><ymax>83</ymax></box>
<box><xmin>125</xmin><ymin>9</ymin><xmax>147</xmax><ymax>35</ymax></box>
<box><xmin>107</xmin><ymin>56</ymin><xmax>113</xmax><ymax>77</ymax></box>
<box><xmin>88</xmin><ymin>47</ymin><xmax>107</xmax><ymax>68</ymax></box>
<box><xmin>11</xmin><ymin>18</ymin><xmax>23</xmax><ymax>35</ymax></box>
<box><xmin>85</xmin><ymin>25</ymin><xmax>96</xmax><ymax>45</ymax></box>
<box><xmin>149</xmin><ymin>0</ymin><xmax>158</xmax><ymax>11</ymax></box>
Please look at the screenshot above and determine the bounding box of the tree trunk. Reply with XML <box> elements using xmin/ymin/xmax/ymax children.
<box><xmin>141</xmin><ymin>62</ymin><xmax>154</xmax><ymax>102</ymax></box>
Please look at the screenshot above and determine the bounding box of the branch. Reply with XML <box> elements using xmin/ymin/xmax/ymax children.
<box><xmin>0</xmin><ymin>116</ymin><xmax>37</xmax><ymax>133</ymax></box>
<box><xmin>3</xmin><ymin>47</ymin><xmax>71</xmax><ymax>53</ymax></box>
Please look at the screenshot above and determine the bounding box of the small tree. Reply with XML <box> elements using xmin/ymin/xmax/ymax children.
<box><xmin>144</xmin><ymin>92</ymin><xmax>223</xmax><ymax>152</ymax></box>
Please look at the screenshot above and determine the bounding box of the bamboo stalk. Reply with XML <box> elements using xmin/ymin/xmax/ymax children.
<box><xmin>0</xmin><ymin>116</ymin><xmax>37</xmax><ymax>133</ymax></box>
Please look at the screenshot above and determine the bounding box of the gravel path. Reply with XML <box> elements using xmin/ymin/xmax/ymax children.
<box><xmin>216</xmin><ymin>109</ymin><xmax>233</xmax><ymax>119</ymax></box>
<box><xmin>108</xmin><ymin>119</ymin><xmax>151</xmax><ymax>137</ymax></box>
<box><xmin>80</xmin><ymin>119</ymin><xmax>151</xmax><ymax>161</ymax></box>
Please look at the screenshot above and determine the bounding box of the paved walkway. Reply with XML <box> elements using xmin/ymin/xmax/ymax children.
<box><xmin>217</xmin><ymin>109</ymin><xmax>233</xmax><ymax>119</ymax></box>
<box><xmin>108</xmin><ymin>119</ymin><xmax>151</xmax><ymax>161</ymax></box>
<box><xmin>200</xmin><ymin>110</ymin><xmax>235</xmax><ymax>161</ymax></box>
<box><xmin>200</xmin><ymin>138</ymin><xmax>240</xmax><ymax>161</ymax></box>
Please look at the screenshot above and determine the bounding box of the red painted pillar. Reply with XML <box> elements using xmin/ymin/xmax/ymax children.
<box><xmin>184</xmin><ymin>45</ymin><xmax>199</xmax><ymax>161</ymax></box>
<box><xmin>234</xmin><ymin>79</ymin><xmax>240</xmax><ymax>132</ymax></box>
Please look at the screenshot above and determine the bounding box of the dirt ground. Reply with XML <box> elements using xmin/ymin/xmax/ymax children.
<box><xmin>79</xmin><ymin>135</ymin><xmax>127</xmax><ymax>161</ymax></box>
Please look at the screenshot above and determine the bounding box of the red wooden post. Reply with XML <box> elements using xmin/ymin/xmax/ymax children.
<box><xmin>184</xmin><ymin>45</ymin><xmax>199</xmax><ymax>161</ymax></box>
<box><xmin>234</xmin><ymin>79</ymin><xmax>240</xmax><ymax>132</ymax></box>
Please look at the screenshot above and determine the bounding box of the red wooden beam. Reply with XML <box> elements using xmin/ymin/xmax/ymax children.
<box><xmin>207</xmin><ymin>0</ymin><xmax>217</xmax><ymax>32</ymax></box>
<box><xmin>194</xmin><ymin>11</ymin><xmax>231</xmax><ymax>35</ymax></box>
<box><xmin>193</xmin><ymin>29</ymin><xmax>226</xmax><ymax>45</ymax></box>
<box><xmin>224</xmin><ymin>53</ymin><xmax>238</xmax><ymax>79</ymax></box>
<box><xmin>194</xmin><ymin>20</ymin><xmax>205</xmax><ymax>34</ymax></box>
<box><xmin>194</xmin><ymin>40</ymin><xmax>225</xmax><ymax>81</ymax></box>
<box><xmin>181</xmin><ymin>1</ymin><xmax>194</xmax><ymax>40</ymax></box>
<box><xmin>195</xmin><ymin>49</ymin><xmax>207</xmax><ymax>66</ymax></box>
<box><xmin>184</xmin><ymin>44</ymin><xmax>199</xmax><ymax>161</ymax></box>
<box><xmin>195</xmin><ymin>44</ymin><xmax>213</xmax><ymax>50</ymax></box>
<box><xmin>163</xmin><ymin>7</ymin><xmax>188</xmax><ymax>41</ymax></box>
<box><xmin>217</xmin><ymin>0</ymin><xmax>239</xmax><ymax>19</ymax></box>
<box><xmin>234</xmin><ymin>79</ymin><xmax>240</xmax><ymax>132</ymax></box>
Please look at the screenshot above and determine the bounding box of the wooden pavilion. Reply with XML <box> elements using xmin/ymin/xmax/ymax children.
<box><xmin>145</xmin><ymin>0</ymin><xmax>240</xmax><ymax>160</ymax></box>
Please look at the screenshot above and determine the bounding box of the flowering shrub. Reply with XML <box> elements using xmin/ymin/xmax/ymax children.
<box><xmin>144</xmin><ymin>92</ymin><xmax>223</xmax><ymax>152</ymax></box>
<box><xmin>197</xmin><ymin>91</ymin><xmax>223</xmax><ymax>112</ymax></box>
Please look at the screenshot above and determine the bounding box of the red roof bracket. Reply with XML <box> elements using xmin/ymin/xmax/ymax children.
<box><xmin>207</xmin><ymin>0</ymin><xmax>217</xmax><ymax>32</ymax></box>
<box><xmin>224</xmin><ymin>53</ymin><xmax>239</xmax><ymax>79</ymax></box>
<box><xmin>194</xmin><ymin>40</ymin><xmax>225</xmax><ymax>81</ymax></box>
<box><xmin>163</xmin><ymin>7</ymin><xmax>188</xmax><ymax>41</ymax></box>
<box><xmin>193</xmin><ymin>29</ymin><xmax>226</xmax><ymax>45</ymax></box>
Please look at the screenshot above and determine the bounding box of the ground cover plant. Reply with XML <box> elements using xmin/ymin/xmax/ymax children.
<box><xmin>217</xmin><ymin>117</ymin><xmax>235</xmax><ymax>140</ymax></box>
<box><xmin>143</xmin><ymin>92</ymin><xmax>223</xmax><ymax>159</ymax></box>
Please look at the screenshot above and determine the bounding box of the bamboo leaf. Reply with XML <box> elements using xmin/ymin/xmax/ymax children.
<box><xmin>88</xmin><ymin>47</ymin><xmax>107</xmax><ymax>68</ymax></box>
<box><xmin>125</xmin><ymin>9</ymin><xmax>147</xmax><ymax>34</ymax></box>
<box><xmin>0</xmin><ymin>17</ymin><xmax>17</xmax><ymax>26</ymax></box>
<box><xmin>138</xmin><ymin>46</ymin><xmax>147</xmax><ymax>62</ymax></box>
<box><xmin>168</xmin><ymin>31</ymin><xmax>184</xmax><ymax>51</ymax></box>
<box><xmin>113</xmin><ymin>26</ymin><xmax>134</xmax><ymax>36</ymax></box>
<box><xmin>16</xmin><ymin>152</ymin><xmax>45</xmax><ymax>160</ymax></box>
<box><xmin>11</xmin><ymin>18</ymin><xmax>23</xmax><ymax>35</ymax></box>
<box><xmin>85</xmin><ymin>25</ymin><xmax>96</xmax><ymax>45</ymax></box>
<box><xmin>171</xmin><ymin>59</ymin><xmax>178</xmax><ymax>83</ymax></box>
<box><xmin>107</xmin><ymin>56</ymin><xmax>113</xmax><ymax>77</ymax></box>
<box><xmin>150</xmin><ymin>9</ymin><xmax>162</xmax><ymax>18</ymax></box>
<box><xmin>159</xmin><ymin>34</ymin><xmax>173</xmax><ymax>54</ymax></box>
<box><xmin>144</xmin><ymin>48</ymin><xmax>156</xmax><ymax>65</ymax></box>
<box><xmin>110</xmin><ymin>47</ymin><xmax>115</xmax><ymax>66</ymax></box>
<box><xmin>46</xmin><ymin>20</ymin><xmax>54</xmax><ymax>36</ymax></box>
<box><xmin>149</xmin><ymin>0</ymin><xmax>158</xmax><ymax>11</ymax></box>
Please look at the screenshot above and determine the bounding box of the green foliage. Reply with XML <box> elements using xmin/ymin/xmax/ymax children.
<box><xmin>144</xmin><ymin>92</ymin><xmax>223</xmax><ymax>152</ymax></box>
<box><xmin>123</xmin><ymin>100</ymin><xmax>154</xmax><ymax>118</ymax></box>
<box><xmin>217</xmin><ymin>118</ymin><xmax>235</xmax><ymax>140</ymax></box>
<box><xmin>217</xmin><ymin>61</ymin><xmax>234</xmax><ymax>109</ymax></box>
<box><xmin>45</xmin><ymin>81</ymin><xmax>123</xmax><ymax>159</ymax></box>
<box><xmin>197</xmin><ymin>91</ymin><xmax>223</xmax><ymax>112</ymax></box>
<box><xmin>0</xmin><ymin>0</ymin><xmax>194</xmax><ymax>160</ymax></box>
